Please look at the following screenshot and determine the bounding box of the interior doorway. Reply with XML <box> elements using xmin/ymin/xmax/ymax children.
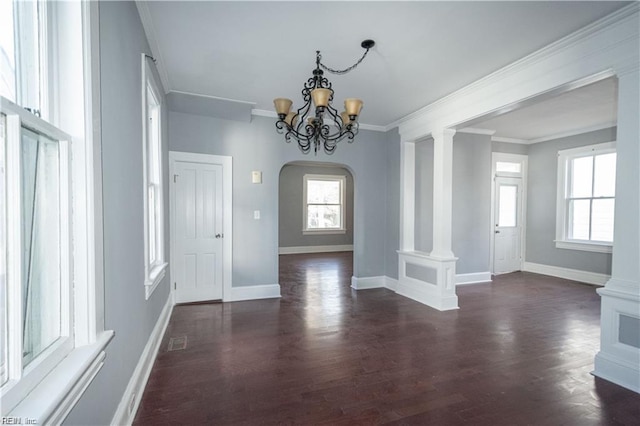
<box><xmin>278</xmin><ymin>161</ymin><xmax>355</xmax><ymax>293</ymax></box>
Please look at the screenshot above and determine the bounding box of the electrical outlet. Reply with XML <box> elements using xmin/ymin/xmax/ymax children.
<box><xmin>254</xmin><ymin>210</ymin><xmax>260</xmax><ymax>220</ymax></box>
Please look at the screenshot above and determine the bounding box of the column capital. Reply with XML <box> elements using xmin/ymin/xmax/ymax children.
<box><xmin>431</xmin><ymin>128</ymin><xmax>457</xmax><ymax>140</ymax></box>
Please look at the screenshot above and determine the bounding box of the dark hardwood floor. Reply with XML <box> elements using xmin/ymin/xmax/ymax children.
<box><xmin>133</xmin><ymin>252</ymin><xmax>640</xmax><ymax>425</ymax></box>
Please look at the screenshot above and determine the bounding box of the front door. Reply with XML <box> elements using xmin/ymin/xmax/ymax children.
<box><xmin>173</xmin><ymin>160</ymin><xmax>223</xmax><ymax>303</ymax></box>
<box><xmin>493</xmin><ymin>177</ymin><xmax>522</xmax><ymax>274</ymax></box>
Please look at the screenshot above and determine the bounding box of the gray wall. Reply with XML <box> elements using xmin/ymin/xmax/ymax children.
<box><xmin>415</xmin><ymin>138</ymin><xmax>434</xmax><ymax>253</ymax></box>
<box><xmin>279</xmin><ymin>164</ymin><xmax>354</xmax><ymax>248</ymax></box>
<box><xmin>414</xmin><ymin>133</ymin><xmax>491</xmax><ymax>274</ymax></box>
<box><xmin>385</xmin><ymin>129</ymin><xmax>401</xmax><ymax>279</ymax></box>
<box><xmin>525</xmin><ymin>127</ymin><xmax>616</xmax><ymax>274</ymax></box>
<box><xmin>453</xmin><ymin>133</ymin><xmax>492</xmax><ymax>274</ymax></box>
<box><xmin>64</xmin><ymin>2</ymin><xmax>171</xmax><ymax>425</ymax></box>
<box><xmin>492</xmin><ymin>140</ymin><xmax>530</xmax><ymax>155</ymax></box>
<box><xmin>169</xmin><ymin>112</ymin><xmax>391</xmax><ymax>284</ymax></box>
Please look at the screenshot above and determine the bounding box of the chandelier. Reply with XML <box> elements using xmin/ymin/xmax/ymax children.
<box><xmin>273</xmin><ymin>39</ymin><xmax>375</xmax><ymax>154</ymax></box>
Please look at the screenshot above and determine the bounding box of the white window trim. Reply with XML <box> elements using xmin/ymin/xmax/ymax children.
<box><xmin>1</xmin><ymin>2</ymin><xmax>113</xmax><ymax>423</ymax></box>
<box><xmin>555</xmin><ymin>141</ymin><xmax>616</xmax><ymax>253</ymax></box>
<box><xmin>141</xmin><ymin>54</ymin><xmax>167</xmax><ymax>299</ymax></box>
<box><xmin>302</xmin><ymin>174</ymin><xmax>347</xmax><ymax>235</ymax></box>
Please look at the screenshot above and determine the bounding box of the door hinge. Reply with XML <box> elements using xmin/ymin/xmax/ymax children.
<box><xmin>174</xmin><ymin>282</ymin><xmax>177</xmax><ymax>290</ymax></box>
<box><xmin>173</xmin><ymin>174</ymin><xmax>178</xmax><ymax>183</ymax></box>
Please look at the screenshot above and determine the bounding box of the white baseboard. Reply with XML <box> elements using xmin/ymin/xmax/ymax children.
<box><xmin>111</xmin><ymin>294</ymin><xmax>174</xmax><ymax>426</ymax></box>
<box><xmin>456</xmin><ymin>272</ymin><xmax>492</xmax><ymax>285</ymax></box>
<box><xmin>523</xmin><ymin>262</ymin><xmax>610</xmax><ymax>285</ymax></box>
<box><xmin>350</xmin><ymin>276</ymin><xmax>399</xmax><ymax>291</ymax></box>
<box><xmin>384</xmin><ymin>276</ymin><xmax>398</xmax><ymax>291</ymax></box>
<box><xmin>279</xmin><ymin>244</ymin><xmax>353</xmax><ymax>255</ymax></box>
<box><xmin>593</xmin><ymin>351</ymin><xmax>640</xmax><ymax>393</ymax></box>
<box><xmin>351</xmin><ymin>276</ymin><xmax>385</xmax><ymax>290</ymax></box>
<box><xmin>227</xmin><ymin>284</ymin><xmax>281</xmax><ymax>302</ymax></box>
<box><xmin>395</xmin><ymin>278</ymin><xmax>459</xmax><ymax>311</ymax></box>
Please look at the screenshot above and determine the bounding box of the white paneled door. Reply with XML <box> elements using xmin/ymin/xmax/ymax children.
<box><xmin>493</xmin><ymin>177</ymin><xmax>523</xmax><ymax>274</ymax></box>
<box><xmin>173</xmin><ymin>160</ymin><xmax>224</xmax><ymax>303</ymax></box>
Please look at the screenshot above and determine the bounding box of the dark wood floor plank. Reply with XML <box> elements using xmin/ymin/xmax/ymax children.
<box><xmin>134</xmin><ymin>252</ymin><xmax>640</xmax><ymax>425</ymax></box>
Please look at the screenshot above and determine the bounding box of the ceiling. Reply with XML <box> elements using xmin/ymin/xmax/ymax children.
<box><xmin>141</xmin><ymin>1</ymin><xmax>629</xmax><ymax>128</ymax></box>
<box><xmin>462</xmin><ymin>77</ymin><xmax>618</xmax><ymax>143</ymax></box>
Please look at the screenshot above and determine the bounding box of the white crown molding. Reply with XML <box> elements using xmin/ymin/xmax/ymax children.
<box><xmin>491</xmin><ymin>136</ymin><xmax>530</xmax><ymax>144</ymax></box>
<box><xmin>458</xmin><ymin>127</ymin><xmax>496</xmax><ymax>136</ymax></box>
<box><xmin>490</xmin><ymin>122</ymin><xmax>618</xmax><ymax>145</ymax></box>
<box><xmin>251</xmin><ymin>109</ymin><xmax>387</xmax><ymax>132</ymax></box>
<box><xmin>135</xmin><ymin>1</ymin><xmax>170</xmax><ymax>94</ymax></box>
<box><xmin>251</xmin><ymin>108</ymin><xmax>277</xmax><ymax>118</ymax></box>
<box><xmin>392</xmin><ymin>3</ymin><xmax>639</xmax><ymax>138</ymax></box>
<box><xmin>527</xmin><ymin>122</ymin><xmax>617</xmax><ymax>144</ymax></box>
<box><xmin>170</xmin><ymin>90</ymin><xmax>256</xmax><ymax>106</ymax></box>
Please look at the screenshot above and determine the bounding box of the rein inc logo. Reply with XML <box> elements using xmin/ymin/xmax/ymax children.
<box><xmin>2</xmin><ymin>418</ymin><xmax>37</xmax><ymax>425</ymax></box>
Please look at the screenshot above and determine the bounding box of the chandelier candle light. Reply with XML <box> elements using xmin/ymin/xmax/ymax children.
<box><xmin>273</xmin><ymin>39</ymin><xmax>375</xmax><ymax>154</ymax></box>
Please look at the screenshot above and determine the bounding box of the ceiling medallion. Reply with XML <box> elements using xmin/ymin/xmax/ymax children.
<box><xmin>273</xmin><ymin>39</ymin><xmax>375</xmax><ymax>154</ymax></box>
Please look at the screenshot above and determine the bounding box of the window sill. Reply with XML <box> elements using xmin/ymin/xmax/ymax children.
<box><xmin>7</xmin><ymin>330</ymin><xmax>114</xmax><ymax>424</ymax></box>
<box><xmin>555</xmin><ymin>240</ymin><xmax>613</xmax><ymax>253</ymax></box>
<box><xmin>145</xmin><ymin>262</ymin><xmax>168</xmax><ymax>300</ymax></box>
<box><xmin>303</xmin><ymin>229</ymin><xmax>347</xmax><ymax>235</ymax></box>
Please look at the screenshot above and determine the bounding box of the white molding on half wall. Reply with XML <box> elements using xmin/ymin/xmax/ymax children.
<box><xmin>227</xmin><ymin>284</ymin><xmax>281</xmax><ymax>302</ymax></box>
<box><xmin>279</xmin><ymin>245</ymin><xmax>353</xmax><ymax>255</ymax></box>
<box><xmin>456</xmin><ymin>272</ymin><xmax>492</xmax><ymax>285</ymax></box>
<box><xmin>111</xmin><ymin>294</ymin><xmax>174</xmax><ymax>426</ymax></box>
<box><xmin>523</xmin><ymin>262</ymin><xmax>610</xmax><ymax>286</ymax></box>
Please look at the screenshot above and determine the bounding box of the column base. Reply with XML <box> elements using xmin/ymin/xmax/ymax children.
<box><xmin>396</xmin><ymin>251</ymin><xmax>459</xmax><ymax>311</ymax></box>
<box><xmin>593</xmin><ymin>279</ymin><xmax>640</xmax><ymax>394</ymax></box>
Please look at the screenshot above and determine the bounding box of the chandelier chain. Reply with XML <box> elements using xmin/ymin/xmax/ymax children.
<box><xmin>318</xmin><ymin>47</ymin><xmax>371</xmax><ymax>75</ymax></box>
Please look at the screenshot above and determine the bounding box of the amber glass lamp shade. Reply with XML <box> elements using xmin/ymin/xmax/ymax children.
<box><xmin>311</xmin><ymin>88</ymin><xmax>331</xmax><ymax>108</ymax></box>
<box><xmin>344</xmin><ymin>98</ymin><xmax>363</xmax><ymax>117</ymax></box>
<box><xmin>274</xmin><ymin>98</ymin><xmax>293</xmax><ymax>116</ymax></box>
<box><xmin>340</xmin><ymin>111</ymin><xmax>352</xmax><ymax>127</ymax></box>
<box><xmin>284</xmin><ymin>112</ymin><xmax>298</xmax><ymax>127</ymax></box>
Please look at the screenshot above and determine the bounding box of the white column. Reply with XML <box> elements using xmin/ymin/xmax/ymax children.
<box><xmin>400</xmin><ymin>139</ymin><xmax>416</xmax><ymax>252</ymax></box>
<box><xmin>430</xmin><ymin>128</ymin><xmax>456</xmax><ymax>259</ymax></box>
<box><xmin>594</xmin><ymin>68</ymin><xmax>640</xmax><ymax>393</ymax></box>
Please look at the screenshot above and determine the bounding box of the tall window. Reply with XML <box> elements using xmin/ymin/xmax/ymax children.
<box><xmin>303</xmin><ymin>174</ymin><xmax>346</xmax><ymax>234</ymax></box>
<box><xmin>1</xmin><ymin>1</ymin><xmax>109</xmax><ymax>421</ymax></box>
<box><xmin>1</xmin><ymin>0</ymin><xmax>73</xmax><ymax>407</ymax></box>
<box><xmin>556</xmin><ymin>142</ymin><xmax>616</xmax><ymax>252</ymax></box>
<box><xmin>142</xmin><ymin>56</ymin><xmax>166</xmax><ymax>299</ymax></box>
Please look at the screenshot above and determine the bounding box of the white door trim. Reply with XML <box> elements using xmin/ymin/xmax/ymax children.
<box><xmin>169</xmin><ymin>151</ymin><xmax>232</xmax><ymax>302</ymax></box>
<box><xmin>490</xmin><ymin>152</ymin><xmax>528</xmax><ymax>274</ymax></box>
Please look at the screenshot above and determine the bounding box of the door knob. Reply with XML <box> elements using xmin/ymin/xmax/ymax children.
<box><xmin>495</xmin><ymin>230</ymin><xmax>500</xmax><ymax>234</ymax></box>
<box><xmin>215</xmin><ymin>234</ymin><xmax>223</xmax><ymax>239</ymax></box>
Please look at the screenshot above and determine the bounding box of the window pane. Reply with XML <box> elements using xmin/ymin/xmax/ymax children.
<box><xmin>307</xmin><ymin>205</ymin><xmax>341</xmax><ymax>229</ymax></box>
<box><xmin>496</xmin><ymin>161</ymin><xmax>521</xmax><ymax>173</ymax></box>
<box><xmin>498</xmin><ymin>185</ymin><xmax>517</xmax><ymax>227</ymax></box>
<box><xmin>0</xmin><ymin>114</ymin><xmax>8</xmax><ymax>385</ymax></box>
<box><xmin>569</xmin><ymin>199</ymin><xmax>590</xmax><ymax>240</ymax></box>
<box><xmin>148</xmin><ymin>184</ymin><xmax>156</xmax><ymax>264</ymax></box>
<box><xmin>570</xmin><ymin>156</ymin><xmax>593</xmax><ymax>198</ymax></box>
<box><xmin>307</xmin><ymin>180</ymin><xmax>340</xmax><ymax>204</ymax></box>
<box><xmin>591</xmin><ymin>199</ymin><xmax>615</xmax><ymax>242</ymax></box>
<box><xmin>593</xmin><ymin>153</ymin><xmax>616</xmax><ymax>197</ymax></box>
<box><xmin>0</xmin><ymin>0</ymin><xmax>16</xmax><ymax>102</ymax></box>
<box><xmin>21</xmin><ymin>127</ymin><xmax>61</xmax><ymax>366</ymax></box>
